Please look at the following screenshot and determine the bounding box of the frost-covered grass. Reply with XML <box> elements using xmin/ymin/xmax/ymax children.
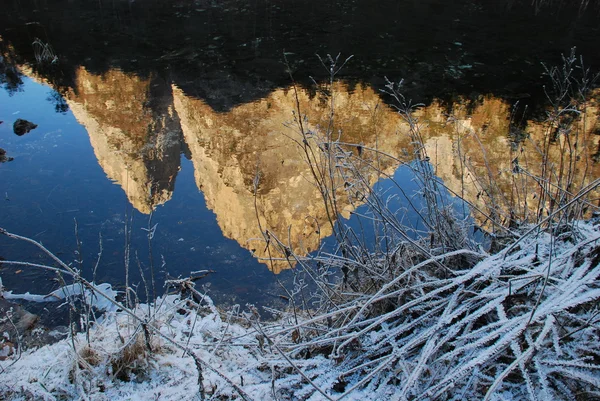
<box><xmin>285</xmin><ymin>221</ymin><xmax>600</xmax><ymax>400</ymax></box>
<box><xmin>2</xmin><ymin>220</ymin><xmax>600</xmax><ymax>400</ymax></box>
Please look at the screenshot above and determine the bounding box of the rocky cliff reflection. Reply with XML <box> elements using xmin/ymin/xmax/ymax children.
<box><xmin>173</xmin><ymin>82</ymin><xmax>405</xmax><ymax>272</ymax></box>
<box><xmin>172</xmin><ymin>85</ymin><xmax>600</xmax><ymax>267</ymax></box>
<box><xmin>50</xmin><ymin>66</ymin><xmax>183</xmax><ymax>214</ymax></box>
<box><xmin>418</xmin><ymin>94</ymin><xmax>600</xmax><ymax>231</ymax></box>
<box><xmin>29</xmin><ymin>65</ymin><xmax>407</xmax><ymax>272</ymax></box>
<box><xmin>19</xmin><ymin>66</ymin><xmax>600</xmax><ymax>272</ymax></box>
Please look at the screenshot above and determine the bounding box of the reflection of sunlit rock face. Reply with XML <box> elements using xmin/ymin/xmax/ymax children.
<box><xmin>15</xmin><ymin>62</ymin><xmax>600</xmax><ymax>271</ymax></box>
<box><xmin>417</xmin><ymin>97</ymin><xmax>514</xmax><ymax>226</ymax></box>
<box><xmin>418</xmin><ymin>94</ymin><xmax>600</xmax><ymax>229</ymax></box>
<box><xmin>173</xmin><ymin>82</ymin><xmax>404</xmax><ymax>272</ymax></box>
<box><xmin>65</xmin><ymin>67</ymin><xmax>182</xmax><ymax>214</ymax></box>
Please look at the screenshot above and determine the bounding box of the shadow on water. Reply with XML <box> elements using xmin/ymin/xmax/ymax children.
<box><xmin>0</xmin><ymin>0</ymin><xmax>599</xmax><ymax>109</ymax></box>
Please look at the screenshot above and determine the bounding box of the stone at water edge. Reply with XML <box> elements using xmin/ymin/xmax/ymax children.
<box><xmin>0</xmin><ymin>341</ymin><xmax>15</xmax><ymax>361</ymax></box>
<box><xmin>0</xmin><ymin>147</ymin><xmax>13</xmax><ymax>162</ymax></box>
<box><xmin>0</xmin><ymin>296</ymin><xmax>67</xmax><ymax>352</ymax></box>
<box><xmin>13</xmin><ymin>118</ymin><xmax>37</xmax><ymax>136</ymax></box>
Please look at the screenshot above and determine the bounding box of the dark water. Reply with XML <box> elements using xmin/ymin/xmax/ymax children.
<box><xmin>0</xmin><ymin>0</ymin><xmax>599</xmax><ymax>306</ymax></box>
<box><xmin>2</xmin><ymin>0</ymin><xmax>599</xmax><ymax>106</ymax></box>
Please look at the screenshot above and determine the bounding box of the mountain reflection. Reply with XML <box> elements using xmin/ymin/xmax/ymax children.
<box><xmin>418</xmin><ymin>95</ymin><xmax>600</xmax><ymax>231</ymax></box>
<box><xmin>16</xmin><ymin>66</ymin><xmax>600</xmax><ymax>272</ymax></box>
<box><xmin>21</xmin><ymin>65</ymin><xmax>184</xmax><ymax>214</ymax></box>
<box><xmin>68</xmin><ymin>67</ymin><xmax>184</xmax><ymax>214</ymax></box>
<box><xmin>173</xmin><ymin>82</ymin><xmax>406</xmax><ymax>272</ymax></box>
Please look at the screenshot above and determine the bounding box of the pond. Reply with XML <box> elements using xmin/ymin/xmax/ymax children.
<box><xmin>0</xmin><ymin>0</ymin><xmax>599</xmax><ymax>307</ymax></box>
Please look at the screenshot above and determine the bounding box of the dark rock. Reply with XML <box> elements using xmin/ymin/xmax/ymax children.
<box><xmin>0</xmin><ymin>297</ymin><xmax>68</xmax><ymax>354</ymax></box>
<box><xmin>13</xmin><ymin>118</ymin><xmax>38</xmax><ymax>136</ymax></box>
<box><xmin>15</xmin><ymin>311</ymin><xmax>39</xmax><ymax>332</ymax></box>
<box><xmin>0</xmin><ymin>147</ymin><xmax>13</xmax><ymax>163</ymax></box>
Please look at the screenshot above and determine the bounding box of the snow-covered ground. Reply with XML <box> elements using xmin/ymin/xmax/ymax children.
<box><xmin>2</xmin><ymin>221</ymin><xmax>600</xmax><ymax>400</ymax></box>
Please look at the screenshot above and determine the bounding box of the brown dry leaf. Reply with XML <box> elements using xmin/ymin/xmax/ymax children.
<box><xmin>291</xmin><ymin>329</ymin><xmax>300</xmax><ymax>344</ymax></box>
<box><xmin>0</xmin><ymin>341</ymin><xmax>15</xmax><ymax>361</ymax></box>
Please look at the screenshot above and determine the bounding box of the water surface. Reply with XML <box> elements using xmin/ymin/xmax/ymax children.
<box><xmin>1</xmin><ymin>0</ymin><xmax>599</xmax><ymax>306</ymax></box>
